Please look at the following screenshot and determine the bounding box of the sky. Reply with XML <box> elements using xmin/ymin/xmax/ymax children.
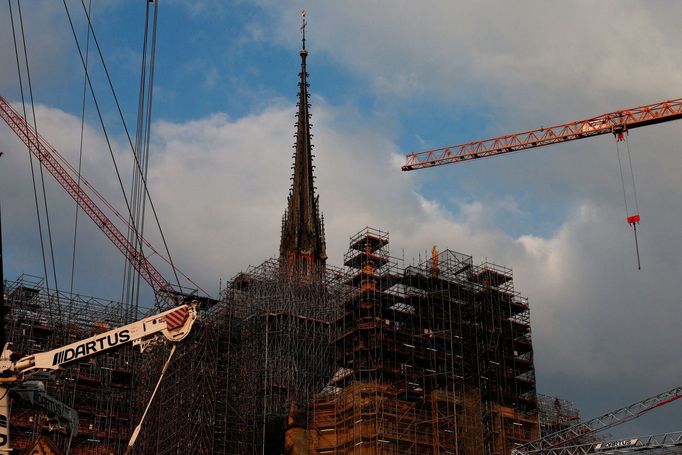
<box><xmin>1</xmin><ymin>0</ymin><xmax>682</xmax><ymax>440</ymax></box>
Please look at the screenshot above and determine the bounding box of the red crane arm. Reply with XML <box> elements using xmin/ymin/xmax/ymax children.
<box><xmin>403</xmin><ymin>98</ymin><xmax>682</xmax><ymax>171</ymax></box>
<box><xmin>0</xmin><ymin>95</ymin><xmax>185</xmax><ymax>307</ymax></box>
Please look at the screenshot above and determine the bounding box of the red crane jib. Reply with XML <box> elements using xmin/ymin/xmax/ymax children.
<box><xmin>0</xmin><ymin>96</ymin><xmax>178</xmax><ymax>306</ymax></box>
<box><xmin>403</xmin><ymin>98</ymin><xmax>682</xmax><ymax>171</ymax></box>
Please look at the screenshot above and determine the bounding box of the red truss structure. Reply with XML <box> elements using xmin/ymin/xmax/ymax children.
<box><xmin>403</xmin><ymin>98</ymin><xmax>682</xmax><ymax>171</ymax></box>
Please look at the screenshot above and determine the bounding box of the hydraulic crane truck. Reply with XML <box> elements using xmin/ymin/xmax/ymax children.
<box><xmin>0</xmin><ymin>302</ymin><xmax>198</xmax><ymax>454</ymax></box>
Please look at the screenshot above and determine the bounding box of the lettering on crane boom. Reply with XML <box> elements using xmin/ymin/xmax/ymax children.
<box><xmin>0</xmin><ymin>413</ymin><xmax>7</xmax><ymax>446</ymax></box>
<box><xmin>595</xmin><ymin>439</ymin><xmax>638</xmax><ymax>451</ymax></box>
<box><xmin>51</xmin><ymin>329</ymin><xmax>131</xmax><ymax>366</ymax></box>
<box><xmin>35</xmin><ymin>392</ymin><xmax>70</xmax><ymax>418</ymax></box>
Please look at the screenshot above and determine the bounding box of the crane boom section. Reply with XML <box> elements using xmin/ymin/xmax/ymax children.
<box><xmin>0</xmin><ymin>95</ymin><xmax>180</xmax><ymax>306</ymax></box>
<box><xmin>403</xmin><ymin>98</ymin><xmax>682</xmax><ymax>171</ymax></box>
<box><xmin>11</xmin><ymin>304</ymin><xmax>196</xmax><ymax>374</ymax></box>
<box><xmin>512</xmin><ymin>385</ymin><xmax>682</xmax><ymax>454</ymax></box>
<box><xmin>518</xmin><ymin>430</ymin><xmax>682</xmax><ymax>455</ymax></box>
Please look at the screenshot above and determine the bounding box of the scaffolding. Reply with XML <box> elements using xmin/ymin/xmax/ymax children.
<box><xmin>3</xmin><ymin>274</ymin><xmax>137</xmax><ymax>455</ymax></box>
<box><xmin>4</xmin><ymin>226</ymin><xmax>540</xmax><ymax>455</ymax></box>
<box><xmin>303</xmin><ymin>227</ymin><xmax>539</xmax><ymax>454</ymax></box>
<box><xmin>215</xmin><ymin>258</ymin><xmax>347</xmax><ymax>453</ymax></box>
<box><xmin>537</xmin><ymin>394</ymin><xmax>581</xmax><ymax>438</ymax></box>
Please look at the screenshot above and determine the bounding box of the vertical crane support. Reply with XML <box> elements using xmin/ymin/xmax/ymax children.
<box><xmin>0</xmin><ymin>95</ymin><xmax>192</xmax><ymax>308</ymax></box>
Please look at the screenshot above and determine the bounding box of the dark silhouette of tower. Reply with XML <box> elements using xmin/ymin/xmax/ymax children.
<box><xmin>280</xmin><ymin>14</ymin><xmax>327</xmax><ymax>274</ymax></box>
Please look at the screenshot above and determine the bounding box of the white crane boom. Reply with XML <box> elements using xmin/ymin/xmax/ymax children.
<box><xmin>9</xmin><ymin>304</ymin><xmax>196</xmax><ymax>374</ymax></box>
<box><xmin>526</xmin><ymin>430</ymin><xmax>682</xmax><ymax>455</ymax></box>
<box><xmin>0</xmin><ymin>303</ymin><xmax>198</xmax><ymax>453</ymax></box>
<box><xmin>513</xmin><ymin>385</ymin><xmax>682</xmax><ymax>455</ymax></box>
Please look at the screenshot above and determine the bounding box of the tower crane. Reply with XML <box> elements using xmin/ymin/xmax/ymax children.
<box><xmin>402</xmin><ymin>98</ymin><xmax>682</xmax><ymax>171</ymax></box>
<box><xmin>0</xmin><ymin>302</ymin><xmax>198</xmax><ymax>454</ymax></box>
<box><xmin>0</xmin><ymin>95</ymin><xmax>210</xmax><ymax>309</ymax></box>
<box><xmin>402</xmin><ymin>97</ymin><xmax>682</xmax><ymax>268</ymax></box>
<box><xmin>402</xmin><ymin>99</ymin><xmax>682</xmax><ymax>454</ymax></box>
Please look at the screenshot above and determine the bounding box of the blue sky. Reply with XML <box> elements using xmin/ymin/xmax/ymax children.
<box><xmin>2</xmin><ymin>0</ymin><xmax>682</xmax><ymax>440</ymax></box>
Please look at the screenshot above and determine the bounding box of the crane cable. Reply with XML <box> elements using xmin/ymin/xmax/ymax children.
<box><xmin>76</xmin><ymin>0</ymin><xmax>183</xmax><ymax>295</ymax></box>
<box><xmin>615</xmin><ymin>130</ymin><xmax>641</xmax><ymax>269</ymax></box>
<box><xmin>8</xmin><ymin>0</ymin><xmax>60</xmax><ymax>330</ymax></box>
<box><xmin>69</xmin><ymin>0</ymin><xmax>92</xmax><ymax>301</ymax></box>
<box><xmin>16</xmin><ymin>1</ymin><xmax>62</xmax><ymax>301</ymax></box>
<box><xmin>123</xmin><ymin>0</ymin><xmax>154</xmax><ymax>315</ymax></box>
<box><xmin>63</xmin><ymin>1</ymin><xmax>184</xmax><ymax>306</ymax></box>
<box><xmin>8</xmin><ymin>0</ymin><xmax>49</xmax><ymax>291</ymax></box>
<box><xmin>62</xmin><ymin>0</ymin><xmax>139</xmax><ymax>279</ymax></box>
<box><xmin>124</xmin><ymin>0</ymin><xmax>163</xmax><ymax>316</ymax></box>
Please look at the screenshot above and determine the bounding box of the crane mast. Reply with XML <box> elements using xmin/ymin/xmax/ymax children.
<box><xmin>403</xmin><ymin>98</ymin><xmax>682</xmax><ymax>171</ymax></box>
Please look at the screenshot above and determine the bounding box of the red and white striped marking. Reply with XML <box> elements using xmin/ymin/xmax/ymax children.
<box><xmin>165</xmin><ymin>307</ymin><xmax>189</xmax><ymax>330</ymax></box>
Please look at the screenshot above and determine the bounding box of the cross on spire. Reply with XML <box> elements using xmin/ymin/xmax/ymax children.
<box><xmin>300</xmin><ymin>9</ymin><xmax>307</xmax><ymax>51</ymax></box>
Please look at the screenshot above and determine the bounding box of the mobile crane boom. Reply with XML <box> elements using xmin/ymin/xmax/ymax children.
<box><xmin>512</xmin><ymin>384</ymin><xmax>682</xmax><ymax>455</ymax></box>
<box><xmin>14</xmin><ymin>381</ymin><xmax>79</xmax><ymax>452</ymax></box>
<box><xmin>0</xmin><ymin>302</ymin><xmax>197</xmax><ymax>453</ymax></box>
<box><xmin>531</xmin><ymin>430</ymin><xmax>682</xmax><ymax>455</ymax></box>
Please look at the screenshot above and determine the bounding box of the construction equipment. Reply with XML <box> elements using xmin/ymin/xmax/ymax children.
<box><xmin>13</xmin><ymin>380</ymin><xmax>79</xmax><ymax>452</ymax></box>
<box><xmin>0</xmin><ymin>302</ymin><xmax>198</xmax><ymax>453</ymax></box>
<box><xmin>402</xmin><ymin>98</ymin><xmax>682</xmax><ymax>171</ymax></box>
<box><xmin>519</xmin><ymin>430</ymin><xmax>682</xmax><ymax>455</ymax></box>
<box><xmin>403</xmin><ymin>97</ymin><xmax>682</xmax><ymax>269</ymax></box>
<box><xmin>0</xmin><ymin>95</ymin><xmax>209</xmax><ymax>309</ymax></box>
<box><xmin>512</xmin><ymin>385</ymin><xmax>682</xmax><ymax>455</ymax></box>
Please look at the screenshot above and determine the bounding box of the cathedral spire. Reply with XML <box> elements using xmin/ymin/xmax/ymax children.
<box><xmin>280</xmin><ymin>11</ymin><xmax>327</xmax><ymax>273</ymax></box>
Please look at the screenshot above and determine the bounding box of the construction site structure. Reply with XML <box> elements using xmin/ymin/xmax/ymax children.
<box><xmin>2</xmin><ymin>274</ymin><xmax>137</xmax><ymax>454</ymax></box>
<box><xmin>518</xmin><ymin>430</ymin><xmax>682</xmax><ymax>455</ymax></box>
<box><xmin>199</xmin><ymin>226</ymin><xmax>538</xmax><ymax>454</ymax></box>
<box><xmin>308</xmin><ymin>228</ymin><xmax>539</xmax><ymax>454</ymax></box>
<box><xmin>1</xmin><ymin>274</ymin><xmax>203</xmax><ymax>455</ymax></box>
<box><xmin>1</xmin><ymin>17</ymin><xmax>544</xmax><ymax>454</ymax></box>
<box><xmin>538</xmin><ymin>394</ymin><xmax>582</xmax><ymax>438</ymax></box>
<box><xmin>514</xmin><ymin>385</ymin><xmax>682</xmax><ymax>455</ymax></box>
<box><xmin>402</xmin><ymin>98</ymin><xmax>682</xmax><ymax>171</ymax></box>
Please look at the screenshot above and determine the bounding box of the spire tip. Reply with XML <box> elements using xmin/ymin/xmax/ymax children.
<box><xmin>300</xmin><ymin>10</ymin><xmax>307</xmax><ymax>53</ymax></box>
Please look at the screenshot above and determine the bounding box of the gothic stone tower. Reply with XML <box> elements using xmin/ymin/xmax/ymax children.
<box><xmin>279</xmin><ymin>17</ymin><xmax>327</xmax><ymax>275</ymax></box>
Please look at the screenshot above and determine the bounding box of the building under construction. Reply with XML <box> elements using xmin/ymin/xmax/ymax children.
<box><xmin>207</xmin><ymin>225</ymin><xmax>540</xmax><ymax>454</ymax></box>
<box><xmin>537</xmin><ymin>394</ymin><xmax>581</xmax><ymax>438</ymax></box>
<box><xmin>3</xmin><ymin>274</ymin><xmax>136</xmax><ymax>454</ymax></box>
<box><xmin>1</xmin><ymin>26</ymin><xmax>541</xmax><ymax>455</ymax></box>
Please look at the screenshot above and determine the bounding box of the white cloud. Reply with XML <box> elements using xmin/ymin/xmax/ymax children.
<box><xmin>261</xmin><ymin>1</ymin><xmax>682</xmax><ymax>135</ymax></box>
<box><xmin>4</xmin><ymin>99</ymin><xmax>681</xmax><ymax>390</ymax></box>
<box><xmin>0</xmin><ymin>1</ymin><xmax>71</xmax><ymax>92</ymax></box>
